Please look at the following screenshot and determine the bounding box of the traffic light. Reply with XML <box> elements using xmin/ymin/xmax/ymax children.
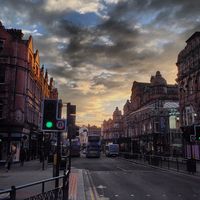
<box><xmin>42</xmin><ymin>99</ymin><xmax>66</xmax><ymax>132</ymax></box>
<box><xmin>194</xmin><ymin>125</ymin><xmax>200</xmax><ymax>141</ymax></box>
<box><xmin>67</xmin><ymin>103</ymin><xmax>76</xmax><ymax>138</ymax></box>
<box><xmin>76</xmin><ymin>126</ymin><xmax>80</xmax><ymax>136</ymax></box>
<box><xmin>42</xmin><ymin>99</ymin><xmax>57</xmax><ymax>131</ymax></box>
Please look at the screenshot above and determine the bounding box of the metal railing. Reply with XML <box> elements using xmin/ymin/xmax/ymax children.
<box><xmin>0</xmin><ymin>170</ymin><xmax>69</xmax><ymax>200</ymax></box>
<box><xmin>119</xmin><ymin>152</ymin><xmax>198</xmax><ymax>174</ymax></box>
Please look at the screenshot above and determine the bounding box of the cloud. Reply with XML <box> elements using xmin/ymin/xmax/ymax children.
<box><xmin>44</xmin><ymin>0</ymin><xmax>101</xmax><ymax>14</ymax></box>
<box><xmin>1</xmin><ymin>0</ymin><xmax>200</xmax><ymax>125</ymax></box>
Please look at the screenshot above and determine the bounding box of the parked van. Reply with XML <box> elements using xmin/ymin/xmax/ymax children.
<box><xmin>105</xmin><ymin>144</ymin><xmax>119</xmax><ymax>157</ymax></box>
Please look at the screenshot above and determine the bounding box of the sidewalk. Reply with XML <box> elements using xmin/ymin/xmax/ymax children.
<box><xmin>0</xmin><ymin>160</ymin><xmax>85</xmax><ymax>200</ymax></box>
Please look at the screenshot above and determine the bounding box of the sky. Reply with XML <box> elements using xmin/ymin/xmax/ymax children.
<box><xmin>1</xmin><ymin>0</ymin><xmax>200</xmax><ymax>126</ymax></box>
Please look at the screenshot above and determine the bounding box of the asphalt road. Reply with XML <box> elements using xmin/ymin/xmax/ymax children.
<box><xmin>72</xmin><ymin>154</ymin><xmax>200</xmax><ymax>200</ymax></box>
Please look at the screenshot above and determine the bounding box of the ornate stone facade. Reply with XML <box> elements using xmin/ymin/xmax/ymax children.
<box><xmin>177</xmin><ymin>32</ymin><xmax>200</xmax><ymax>159</ymax></box>
<box><xmin>102</xmin><ymin>107</ymin><xmax>123</xmax><ymax>145</ymax></box>
<box><xmin>124</xmin><ymin>71</ymin><xmax>180</xmax><ymax>155</ymax></box>
<box><xmin>0</xmin><ymin>22</ymin><xmax>58</xmax><ymax>161</ymax></box>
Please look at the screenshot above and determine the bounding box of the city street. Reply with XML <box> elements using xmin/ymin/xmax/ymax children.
<box><xmin>73</xmin><ymin>154</ymin><xmax>200</xmax><ymax>200</ymax></box>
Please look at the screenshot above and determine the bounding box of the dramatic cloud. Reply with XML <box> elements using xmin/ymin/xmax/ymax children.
<box><xmin>1</xmin><ymin>0</ymin><xmax>200</xmax><ymax>125</ymax></box>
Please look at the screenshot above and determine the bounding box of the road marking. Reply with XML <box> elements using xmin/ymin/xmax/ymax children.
<box><xmin>86</xmin><ymin>170</ymin><xmax>100</xmax><ymax>200</ymax></box>
<box><xmin>116</xmin><ymin>166</ymin><xmax>127</xmax><ymax>172</ymax></box>
<box><xmin>114</xmin><ymin>194</ymin><xmax>119</xmax><ymax>197</ymax></box>
<box><xmin>89</xmin><ymin>187</ymin><xmax>95</xmax><ymax>200</ymax></box>
<box><xmin>69</xmin><ymin>173</ymin><xmax>78</xmax><ymax>200</ymax></box>
<box><xmin>146</xmin><ymin>194</ymin><xmax>151</xmax><ymax>197</ymax></box>
<box><xmin>130</xmin><ymin>194</ymin><xmax>135</xmax><ymax>197</ymax></box>
<box><xmin>97</xmin><ymin>185</ymin><xmax>107</xmax><ymax>189</ymax></box>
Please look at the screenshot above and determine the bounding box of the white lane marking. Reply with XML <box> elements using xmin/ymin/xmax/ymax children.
<box><xmin>116</xmin><ymin>166</ymin><xmax>127</xmax><ymax>172</ymax></box>
<box><xmin>146</xmin><ymin>194</ymin><xmax>151</xmax><ymax>197</ymax></box>
<box><xmin>130</xmin><ymin>194</ymin><xmax>135</xmax><ymax>197</ymax></box>
<box><xmin>114</xmin><ymin>194</ymin><xmax>119</xmax><ymax>197</ymax></box>
<box><xmin>97</xmin><ymin>185</ymin><xmax>107</xmax><ymax>189</ymax></box>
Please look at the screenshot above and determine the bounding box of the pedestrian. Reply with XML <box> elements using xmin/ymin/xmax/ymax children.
<box><xmin>20</xmin><ymin>147</ymin><xmax>26</xmax><ymax>166</ymax></box>
<box><xmin>5</xmin><ymin>152</ymin><xmax>13</xmax><ymax>172</ymax></box>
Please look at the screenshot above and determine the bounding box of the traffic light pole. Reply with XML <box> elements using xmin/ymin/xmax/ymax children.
<box><xmin>55</xmin><ymin>131</ymin><xmax>61</xmax><ymax>189</ymax></box>
<box><xmin>68</xmin><ymin>125</ymin><xmax>72</xmax><ymax>173</ymax></box>
<box><xmin>42</xmin><ymin>132</ymin><xmax>45</xmax><ymax>171</ymax></box>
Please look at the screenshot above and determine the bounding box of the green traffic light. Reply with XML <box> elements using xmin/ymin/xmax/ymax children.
<box><xmin>198</xmin><ymin>136</ymin><xmax>200</xmax><ymax>140</ymax></box>
<box><xmin>46</xmin><ymin>121</ymin><xmax>53</xmax><ymax>128</ymax></box>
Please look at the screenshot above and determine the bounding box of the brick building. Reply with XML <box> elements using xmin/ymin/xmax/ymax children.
<box><xmin>176</xmin><ymin>32</ymin><xmax>200</xmax><ymax>159</ymax></box>
<box><xmin>123</xmin><ymin>71</ymin><xmax>180</xmax><ymax>155</ymax></box>
<box><xmin>102</xmin><ymin>107</ymin><xmax>124</xmax><ymax>147</ymax></box>
<box><xmin>0</xmin><ymin>22</ymin><xmax>58</xmax><ymax>162</ymax></box>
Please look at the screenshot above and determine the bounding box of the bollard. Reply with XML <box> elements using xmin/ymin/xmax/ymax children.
<box><xmin>42</xmin><ymin>182</ymin><xmax>45</xmax><ymax>193</ymax></box>
<box><xmin>10</xmin><ymin>186</ymin><xmax>16</xmax><ymax>200</ymax></box>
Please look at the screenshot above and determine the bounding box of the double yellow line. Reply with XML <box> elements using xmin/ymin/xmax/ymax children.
<box><xmin>86</xmin><ymin>170</ymin><xmax>100</xmax><ymax>200</ymax></box>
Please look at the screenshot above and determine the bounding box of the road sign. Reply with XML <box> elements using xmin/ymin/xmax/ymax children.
<box><xmin>56</xmin><ymin>120</ymin><xmax>66</xmax><ymax>130</ymax></box>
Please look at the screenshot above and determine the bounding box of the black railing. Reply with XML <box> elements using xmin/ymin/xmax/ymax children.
<box><xmin>119</xmin><ymin>152</ymin><xmax>198</xmax><ymax>174</ymax></box>
<box><xmin>0</xmin><ymin>170</ymin><xmax>69</xmax><ymax>200</ymax></box>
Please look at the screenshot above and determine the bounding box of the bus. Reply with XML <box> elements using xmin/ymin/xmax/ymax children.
<box><xmin>86</xmin><ymin>135</ymin><xmax>101</xmax><ymax>158</ymax></box>
<box><xmin>105</xmin><ymin>144</ymin><xmax>119</xmax><ymax>157</ymax></box>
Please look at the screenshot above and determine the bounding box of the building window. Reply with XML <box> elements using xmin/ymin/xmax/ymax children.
<box><xmin>169</xmin><ymin>116</ymin><xmax>176</xmax><ymax>129</ymax></box>
<box><xmin>0</xmin><ymin>68</ymin><xmax>5</xmax><ymax>83</ymax></box>
<box><xmin>154</xmin><ymin>122</ymin><xmax>159</xmax><ymax>132</ymax></box>
<box><xmin>0</xmin><ymin>103</ymin><xmax>3</xmax><ymax>119</ymax></box>
<box><xmin>0</xmin><ymin>39</ymin><xmax>4</xmax><ymax>50</ymax></box>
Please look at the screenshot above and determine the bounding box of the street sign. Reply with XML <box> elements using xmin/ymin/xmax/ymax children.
<box><xmin>56</xmin><ymin>120</ymin><xmax>66</xmax><ymax>130</ymax></box>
